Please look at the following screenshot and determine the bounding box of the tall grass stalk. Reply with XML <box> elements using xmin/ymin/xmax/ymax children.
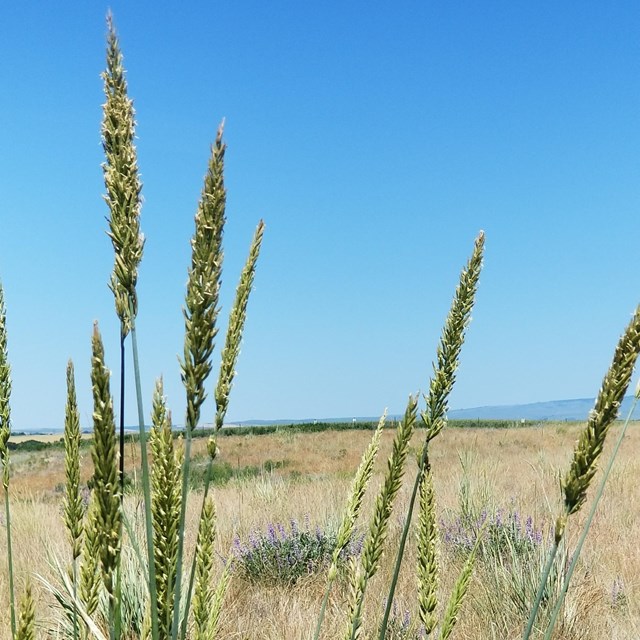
<box><xmin>90</xmin><ymin>322</ymin><xmax>122</xmax><ymax>640</ymax></box>
<box><xmin>313</xmin><ymin>412</ymin><xmax>386</xmax><ymax>640</ymax></box>
<box><xmin>523</xmin><ymin>304</ymin><xmax>640</xmax><ymax>639</ymax></box>
<box><xmin>439</xmin><ymin>531</ymin><xmax>482</xmax><ymax>640</ymax></box>
<box><xmin>180</xmin><ymin>219</ymin><xmax>264</xmax><ymax>640</ymax></box>
<box><xmin>129</xmin><ymin>302</ymin><xmax>160</xmax><ymax>640</ymax></box>
<box><xmin>417</xmin><ymin>466</ymin><xmax>437</xmax><ymax>636</ymax></box>
<box><xmin>80</xmin><ymin>497</ymin><xmax>102</xmax><ymax>619</ymax></box>
<box><xmin>102</xmin><ymin>13</ymin><xmax>144</xmax><ymax>494</ymax></box>
<box><xmin>542</xmin><ymin>388</ymin><xmax>640</xmax><ymax>639</ymax></box>
<box><xmin>149</xmin><ymin>378</ymin><xmax>182</xmax><ymax>639</ymax></box>
<box><xmin>63</xmin><ymin>361</ymin><xmax>84</xmax><ymax>640</ymax></box>
<box><xmin>345</xmin><ymin>395</ymin><xmax>418</xmax><ymax>640</ymax></box>
<box><xmin>0</xmin><ymin>283</ymin><xmax>16</xmax><ymax>638</ymax></box>
<box><xmin>378</xmin><ymin>230</ymin><xmax>485</xmax><ymax>640</ymax></box>
<box><xmin>102</xmin><ymin>17</ymin><xmax>150</xmax><ymax>638</ymax></box>
<box><xmin>172</xmin><ymin>124</ymin><xmax>227</xmax><ymax>640</ymax></box>
<box><xmin>192</xmin><ymin>497</ymin><xmax>216</xmax><ymax>640</ymax></box>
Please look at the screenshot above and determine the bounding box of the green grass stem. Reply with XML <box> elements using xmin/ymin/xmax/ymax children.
<box><xmin>129</xmin><ymin>307</ymin><xmax>160</xmax><ymax>640</ymax></box>
<box><xmin>171</xmin><ymin>434</ymin><xmax>192</xmax><ymax>640</ymax></box>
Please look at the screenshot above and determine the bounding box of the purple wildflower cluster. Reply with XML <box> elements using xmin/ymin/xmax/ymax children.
<box><xmin>232</xmin><ymin>516</ymin><xmax>364</xmax><ymax>585</ymax></box>
<box><xmin>440</xmin><ymin>508</ymin><xmax>544</xmax><ymax>559</ymax></box>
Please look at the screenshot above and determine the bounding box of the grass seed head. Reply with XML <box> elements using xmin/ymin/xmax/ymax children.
<box><xmin>181</xmin><ymin>123</ymin><xmax>227</xmax><ymax>431</ymax></box>
<box><xmin>422</xmin><ymin>231</ymin><xmax>484</xmax><ymax>444</ymax></box>
<box><xmin>90</xmin><ymin>322</ymin><xmax>122</xmax><ymax>596</ymax></box>
<box><xmin>438</xmin><ymin>533</ymin><xmax>481</xmax><ymax>640</ymax></box>
<box><xmin>80</xmin><ymin>496</ymin><xmax>102</xmax><ymax>617</ymax></box>
<box><xmin>63</xmin><ymin>359</ymin><xmax>84</xmax><ymax>560</ymax></box>
<box><xmin>345</xmin><ymin>396</ymin><xmax>418</xmax><ymax>640</ymax></box>
<box><xmin>0</xmin><ymin>283</ymin><xmax>11</xmax><ymax>489</ymax></box>
<box><xmin>102</xmin><ymin>14</ymin><xmax>144</xmax><ymax>336</ymax></box>
<box><xmin>330</xmin><ymin>411</ymin><xmax>386</xmax><ymax>580</ymax></box>
<box><xmin>559</xmin><ymin>304</ymin><xmax>640</xmax><ymax>539</ymax></box>
<box><xmin>193</xmin><ymin>497</ymin><xmax>216</xmax><ymax>640</ymax></box>
<box><xmin>15</xmin><ymin>581</ymin><xmax>35</xmax><ymax>640</ymax></box>
<box><xmin>214</xmin><ymin>220</ymin><xmax>265</xmax><ymax>431</ymax></box>
<box><xmin>149</xmin><ymin>378</ymin><xmax>182</xmax><ymax>638</ymax></box>
<box><xmin>417</xmin><ymin>465</ymin><xmax>438</xmax><ymax>635</ymax></box>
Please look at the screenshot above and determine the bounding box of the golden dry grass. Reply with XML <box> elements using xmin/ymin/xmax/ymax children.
<box><xmin>1</xmin><ymin>423</ymin><xmax>639</xmax><ymax>639</ymax></box>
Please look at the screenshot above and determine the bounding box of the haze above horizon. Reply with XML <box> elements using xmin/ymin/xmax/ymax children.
<box><xmin>2</xmin><ymin>2</ymin><xmax>640</xmax><ymax>431</ymax></box>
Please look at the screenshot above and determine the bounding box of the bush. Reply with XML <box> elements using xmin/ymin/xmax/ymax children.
<box><xmin>441</xmin><ymin>507</ymin><xmax>544</xmax><ymax>561</ymax></box>
<box><xmin>232</xmin><ymin>518</ymin><xmax>363</xmax><ymax>585</ymax></box>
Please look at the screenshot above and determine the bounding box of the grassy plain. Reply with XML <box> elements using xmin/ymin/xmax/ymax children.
<box><xmin>1</xmin><ymin>422</ymin><xmax>638</xmax><ymax>639</ymax></box>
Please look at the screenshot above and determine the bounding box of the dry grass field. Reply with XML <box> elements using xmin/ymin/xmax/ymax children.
<box><xmin>1</xmin><ymin>422</ymin><xmax>639</xmax><ymax>639</ymax></box>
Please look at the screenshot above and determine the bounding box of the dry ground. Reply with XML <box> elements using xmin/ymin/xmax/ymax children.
<box><xmin>1</xmin><ymin>423</ymin><xmax>639</xmax><ymax>638</ymax></box>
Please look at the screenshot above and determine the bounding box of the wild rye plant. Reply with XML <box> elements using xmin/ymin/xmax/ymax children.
<box><xmin>39</xmin><ymin>15</ymin><xmax>263</xmax><ymax>640</ymax></box>
<box><xmin>312</xmin><ymin>232</ymin><xmax>486</xmax><ymax>640</ymax></box>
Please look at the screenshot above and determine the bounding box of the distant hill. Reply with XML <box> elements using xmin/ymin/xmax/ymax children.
<box><xmin>231</xmin><ymin>396</ymin><xmax>640</xmax><ymax>426</ymax></box>
<box><xmin>17</xmin><ymin>397</ymin><xmax>640</xmax><ymax>433</ymax></box>
<box><xmin>448</xmin><ymin>396</ymin><xmax>640</xmax><ymax>422</ymax></box>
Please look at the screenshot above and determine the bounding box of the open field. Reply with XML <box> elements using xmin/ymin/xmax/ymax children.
<box><xmin>0</xmin><ymin>422</ymin><xmax>638</xmax><ymax>638</ymax></box>
<box><xmin>9</xmin><ymin>433</ymin><xmax>91</xmax><ymax>445</ymax></box>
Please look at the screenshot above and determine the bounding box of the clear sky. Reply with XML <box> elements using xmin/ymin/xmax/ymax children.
<box><xmin>1</xmin><ymin>2</ymin><xmax>639</xmax><ymax>431</ymax></box>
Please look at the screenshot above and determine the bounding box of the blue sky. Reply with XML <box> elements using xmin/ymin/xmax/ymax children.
<box><xmin>1</xmin><ymin>2</ymin><xmax>639</xmax><ymax>430</ymax></box>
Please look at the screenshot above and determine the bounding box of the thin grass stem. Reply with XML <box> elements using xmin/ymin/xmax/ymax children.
<box><xmin>129</xmin><ymin>305</ymin><xmax>160</xmax><ymax>640</ymax></box>
<box><xmin>522</xmin><ymin>540</ymin><xmax>560</xmax><ymax>639</ymax></box>
<box><xmin>377</xmin><ymin>465</ymin><xmax>423</xmax><ymax>640</ymax></box>
<box><xmin>119</xmin><ymin>335</ymin><xmax>126</xmax><ymax>493</ymax></box>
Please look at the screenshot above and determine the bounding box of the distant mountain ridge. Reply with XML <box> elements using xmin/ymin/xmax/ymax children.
<box><xmin>447</xmin><ymin>396</ymin><xmax>640</xmax><ymax>421</ymax></box>
<box><xmin>232</xmin><ymin>396</ymin><xmax>640</xmax><ymax>426</ymax></box>
<box><xmin>17</xmin><ymin>396</ymin><xmax>640</xmax><ymax>433</ymax></box>
<box><xmin>449</xmin><ymin>398</ymin><xmax>588</xmax><ymax>421</ymax></box>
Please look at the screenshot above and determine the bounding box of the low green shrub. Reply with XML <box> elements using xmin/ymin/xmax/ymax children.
<box><xmin>232</xmin><ymin>519</ymin><xmax>363</xmax><ymax>585</ymax></box>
